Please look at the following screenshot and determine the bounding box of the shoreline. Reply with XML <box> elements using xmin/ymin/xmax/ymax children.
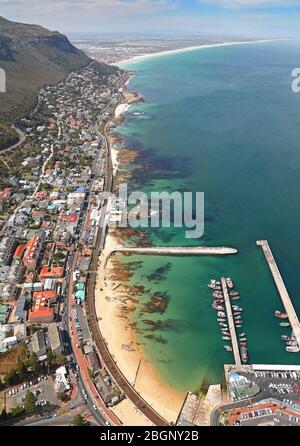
<box><xmin>116</xmin><ymin>39</ymin><xmax>277</xmax><ymax>67</ymax></box>
<box><xmin>95</xmin><ymin>232</ymin><xmax>185</xmax><ymax>424</ymax></box>
<box><xmin>95</xmin><ymin>81</ymin><xmax>185</xmax><ymax>425</ymax></box>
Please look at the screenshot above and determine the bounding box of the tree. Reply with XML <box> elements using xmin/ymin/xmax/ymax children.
<box><xmin>4</xmin><ymin>368</ymin><xmax>18</xmax><ymax>386</ymax></box>
<box><xmin>71</xmin><ymin>414</ymin><xmax>86</xmax><ymax>426</ymax></box>
<box><xmin>28</xmin><ymin>352</ymin><xmax>39</xmax><ymax>373</ymax></box>
<box><xmin>24</xmin><ymin>391</ymin><xmax>37</xmax><ymax>414</ymax></box>
<box><xmin>46</xmin><ymin>348</ymin><xmax>55</xmax><ymax>367</ymax></box>
<box><xmin>57</xmin><ymin>391</ymin><xmax>68</xmax><ymax>402</ymax></box>
<box><xmin>17</xmin><ymin>357</ymin><xmax>27</xmax><ymax>380</ymax></box>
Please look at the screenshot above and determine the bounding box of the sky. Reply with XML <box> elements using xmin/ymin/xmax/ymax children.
<box><xmin>1</xmin><ymin>0</ymin><xmax>300</xmax><ymax>38</ymax></box>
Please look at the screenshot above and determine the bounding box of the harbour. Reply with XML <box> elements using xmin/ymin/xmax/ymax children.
<box><xmin>257</xmin><ymin>240</ymin><xmax>300</xmax><ymax>353</ymax></box>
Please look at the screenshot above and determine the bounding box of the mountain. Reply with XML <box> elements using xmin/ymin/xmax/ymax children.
<box><xmin>0</xmin><ymin>16</ymin><xmax>116</xmax><ymax>122</ymax></box>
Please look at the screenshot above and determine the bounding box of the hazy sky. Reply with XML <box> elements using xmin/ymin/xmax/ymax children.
<box><xmin>1</xmin><ymin>0</ymin><xmax>300</xmax><ymax>38</ymax></box>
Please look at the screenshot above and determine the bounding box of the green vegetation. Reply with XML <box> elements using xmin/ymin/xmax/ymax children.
<box><xmin>0</xmin><ymin>16</ymin><xmax>117</xmax><ymax>149</ymax></box>
<box><xmin>24</xmin><ymin>390</ymin><xmax>37</xmax><ymax>414</ymax></box>
<box><xmin>71</xmin><ymin>414</ymin><xmax>87</xmax><ymax>426</ymax></box>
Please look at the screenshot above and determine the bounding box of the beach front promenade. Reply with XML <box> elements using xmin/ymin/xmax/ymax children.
<box><xmin>257</xmin><ymin>240</ymin><xmax>300</xmax><ymax>349</ymax></box>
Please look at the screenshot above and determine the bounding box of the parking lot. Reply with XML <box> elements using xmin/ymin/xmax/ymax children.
<box><xmin>6</xmin><ymin>376</ymin><xmax>61</xmax><ymax>412</ymax></box>
<box><xmin>71</xmin><ymin>304</ymin><xmax>90</xmax><ymax>342</ymax></box>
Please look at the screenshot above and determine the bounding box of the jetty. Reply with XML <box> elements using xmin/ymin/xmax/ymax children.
<box><xmin>100</xmin><ymin>245</ymin><xmax>238</xmax><ymax>271</ymax></box>
<box><xmin>221</xmin><ymin>277</ymin><xmax>242</xmax><ymax>368</ymax></box>
<box><xmin>111</xmin><ymin>246</ymin><xmax>238</xmax><ymax>256</ymax></box>
<box><xmin>257</xmin><ymin>240</ymin><xmax>300</xmax><ymax>349</ymax></box>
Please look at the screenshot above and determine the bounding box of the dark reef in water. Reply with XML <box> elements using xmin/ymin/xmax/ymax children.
<box><xmin>141</xmin><ymin>291</ymin><xmax>170</xmax><ymax>314</ymax></box>
<box><xmin>144</xmin><ymin>334</ymin><xmax>168</xmax><ymax>345</ymax></box>
<box><xmin>141</xmin><ymin>318</ymin><xmax>187</xmax><ymax>333</ymax></box>
<box><xmin>146</xmin><ymin>262</ymin><xmax>172</xmax><ymax>283</ymax></box>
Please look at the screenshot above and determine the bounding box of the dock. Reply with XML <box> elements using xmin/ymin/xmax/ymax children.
<box><xmin>112</xmin><ymin>246</ymin><xmax>238</xmax><ymax>256</ymax></box>
<box><xmin>257</xmin><ymin>240</ymin><xmax>300</xmax><ymax>349</ymax></box>
<box><xmin>221</xmin><ymin>277</ymin><xmax>242</xmax><ymax>368</ymax></box>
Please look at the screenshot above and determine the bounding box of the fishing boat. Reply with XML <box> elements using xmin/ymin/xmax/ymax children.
<box><xmin>213</xmin><ymin>291</ymin><xmax>223</xmax><ymax>298</ymax></box>
<box><xmin>241</xmin><ymin>346</ymin><xmax>248</xmax><ymax>363</ymax></box>
<box><xmin>232</xmin><ymin>306</ymin><xmax>243</xmax><ymax>312</ymax></box>
<box><xmin>226</xmin><ymin>278</ymin><xmax>234</xmax><ymax>289</ymax></box>
<box><xmin>213</xmin><ymin>304</ymin><xmax>224</xmax><ymax>311</ymax></box>
<box><xmin>225</xmin><ymin>345</ymin><xmax>233</xmax><ymax>352</ymax></box>
<box><xmin>286</xmin><ymin>345</ymin><xmax>300</xmax><ymax>353</ymax></box>
<box><xmin>230</xmin><ymin>291</ymin><xmax>239</xmax><ymax>297</ymax></box>
<box><xmin>275</xmin><ymin>311</ymin><xmax>289</xmax><ymax>319</ymax></box>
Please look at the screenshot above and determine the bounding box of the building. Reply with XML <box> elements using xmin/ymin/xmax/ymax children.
<box><xmin>23</xmin><ymin>232</ymin><xmax>46</xmax><ymax>269</ymax></box>
<box><xmin>0</xmin><ymin>336</ymin><xmax>18</xmax><ymax>351</ymax></box>
<box><xmin>55</xmin><ymin>365</ymin><xmax>70</xmax><ymax>392</ymax></box>
<box><xmin>15</xmin><ymin>295</ymin><xmax>30</xmax><ymax>322</ymax></box>
<box><xmin>13</xmin><ymin>245</ymin><xmax>25</xmax><ymax>261</ymax></box>
<box><xmin>28</xmin><ymin>307</ymin><xmax>54</xmax><ymax>324</ymax></box>
<box><xmin>0</xmin><ymin>237</ymin><xmax>17</xmax><ymax>267</ymax></box>
<box><xmin>0</xmin><ymin>304</ymin><xmax>10</xmax><ymax>324</ymax></box>
<box><xmin>14</xmin><ymin>323</ymin><xmax>27</xmax><ymax>340</ymax></box>
<box><xmin>31</xmin><ymin>330</ymin><xmax>47</xmax><ymax>359</ymax></box>
<box><xmin>39</xmin><ymin>266</ymin><xmax>64</xmax><ymax>279</ymax></box>
<box><xmin>33</xmin><ymin>290</ymin><xmax>57</xmax><ymax>301</ymax></box>
<box><xmin>47</xmin><ymin>322</ymin><xmax>62</xmax><ymax>355</ymax></box>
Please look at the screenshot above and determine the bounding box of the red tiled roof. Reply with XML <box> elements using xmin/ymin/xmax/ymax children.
<box><xmin>14</xmin><ymin>245</ymin><xmax>25</xmax><ymax>259</ymax></box>
<box><xmin>33</xmin><ymin>290</ymin><xmax>57</xmax><ymax>300</ymax></box>
<box><xmin>39</xmin><ymin>266</ymin><xmax>64</xmax><ymax>279</ymax></box>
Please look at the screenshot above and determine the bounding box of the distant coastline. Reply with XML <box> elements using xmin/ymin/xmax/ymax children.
<box><xmin>116</xmin><ymin>39</ymin><xmax>277</xmax><ymax>67</ymax></box>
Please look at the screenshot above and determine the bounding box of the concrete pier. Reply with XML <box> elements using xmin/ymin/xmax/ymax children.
<box><xmin>257</xmin><ymin>240</ymin><xmax>300</xmax><ymax>350</ymax></box>
<box><xmin>112</xmin><ymin>246</ymin><xmax>238</xmax><ymax>256</ymax></box>
<box><xmin>221</xmin><ymin>277</ymin><xmax>242</xmax><ymax>368</ymax></box>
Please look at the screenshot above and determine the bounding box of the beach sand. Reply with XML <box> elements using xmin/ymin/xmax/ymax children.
<box><xmin>95</xmin><ymin>232</ymin><xmax>185</xmax><ymax>425</ymax></box>
<box><xmin>116</xmin><ymin>39</ymin><xmax>276</xmax><ymax>67</ymax></box>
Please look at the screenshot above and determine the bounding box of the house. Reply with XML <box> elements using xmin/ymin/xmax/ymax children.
<box><xmin>39</xmin><ymin>266</ymin><xmax>64</xmax><ymax>279</ymax></box>
<box><xmin>23</xmin><ymin>232</ymin><xmax>46</xmax><ymax>269</ymax></box>
<box><xmin>1</xmin><ymin>336</ymin><xmax>18</xmax><ymax>351</ymax></box>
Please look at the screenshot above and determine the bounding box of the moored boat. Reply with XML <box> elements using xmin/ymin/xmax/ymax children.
<box><xmin>275</xmin><ymin>311</ymin><xmax>289</xmax><ymax>319</ymax></box>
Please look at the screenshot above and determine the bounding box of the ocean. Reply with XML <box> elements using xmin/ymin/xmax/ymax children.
<box><xmin>115</xmin><ymin>41</ymin><xmax>300</xmax><ymax>393</ymax></box>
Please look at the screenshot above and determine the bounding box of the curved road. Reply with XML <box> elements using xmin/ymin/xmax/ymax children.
<box><xmin>0</xmin><ymin>125</ymin><xmax>26</xmax><ymax>154</ymax></box>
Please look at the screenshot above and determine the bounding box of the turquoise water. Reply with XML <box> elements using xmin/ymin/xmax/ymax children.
<box><xmin>116</xmin><ymin>42</ymin><xmax>300</xmax><ymax>392</ymax></box>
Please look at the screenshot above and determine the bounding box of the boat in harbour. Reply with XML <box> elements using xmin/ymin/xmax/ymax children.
<box><xmin>226</xmin><ymin>278</ymin><xmax>234</xmax><ymax>289</ymax></box>
<box><xmin>225</xmin><ymin>345</ymin><xmax>233</xmax><ymax>352</ymax></box>
<box><xmin>279</xmin><ymin>322</ymin><xmax>290</xmax><ymax>327</ymax></box>
<box><xmin>275</xmin><ymin>311</ymin><xmax>289</xmax><ymax>319</ymax></box>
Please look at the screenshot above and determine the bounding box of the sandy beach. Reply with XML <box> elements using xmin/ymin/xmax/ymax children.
<box><xmin>116</xmin><ymin>39</ymin><xmax>276</xmax><ymax>67</ymax></box>
<box><xmin>95</xmin><ymin>232</ymin><xmax>185</xmax><ymax>425</ymax></box>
